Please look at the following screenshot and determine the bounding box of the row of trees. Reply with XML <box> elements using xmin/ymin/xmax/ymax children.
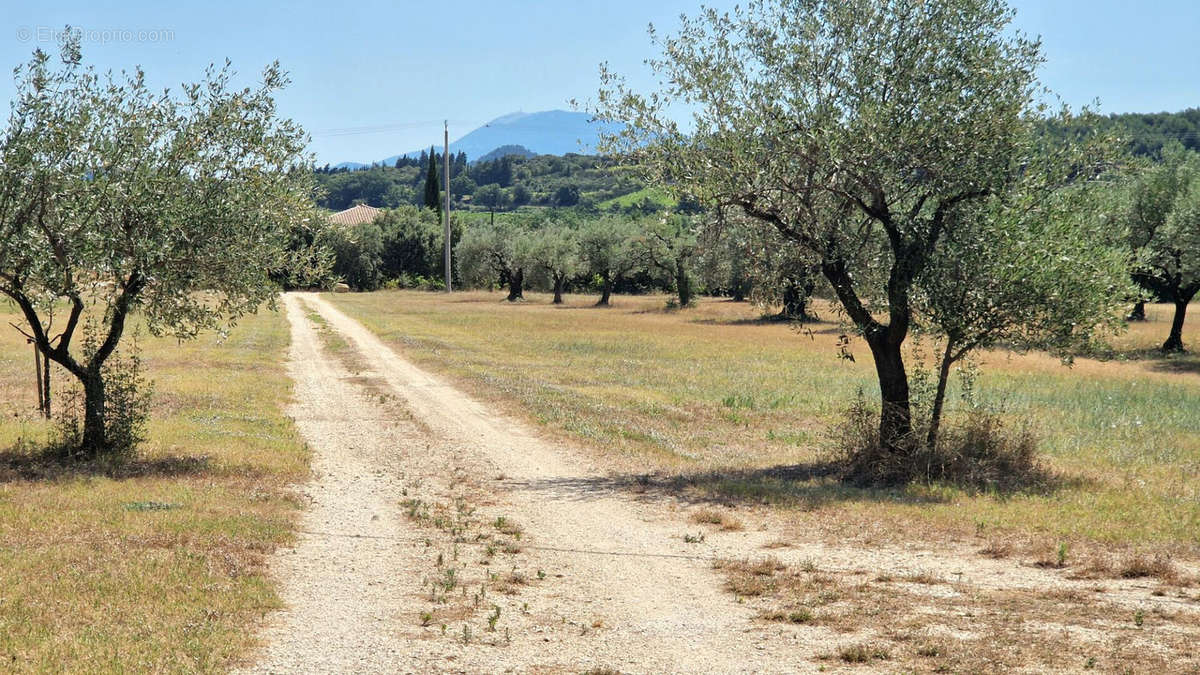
<box><xmin>454</xmin><ymin>215</ymin><xmax>697</xmax><ymax>305</ymax></box>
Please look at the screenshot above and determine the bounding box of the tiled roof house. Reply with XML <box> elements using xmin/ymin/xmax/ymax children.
<box><xmin>328</xmin><ymin>204</ymin><xmax>383</xmax><ymax>226</ymax></box>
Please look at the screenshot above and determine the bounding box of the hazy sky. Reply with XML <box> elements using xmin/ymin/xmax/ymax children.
<box><xmin>3</xmin><ymin>1</ymin><xmax>1197</xmax><ymax>164</ymax></box>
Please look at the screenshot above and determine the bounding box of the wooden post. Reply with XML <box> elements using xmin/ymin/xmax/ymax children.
<box><xmin>33</xmin><ymin>340</ymin><xmax>44</xmax><ymax>416</ymax></box>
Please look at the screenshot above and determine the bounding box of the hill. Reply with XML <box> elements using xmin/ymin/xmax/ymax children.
<box><xmin>476</xmin><ymin>144</ymin><xmax>536</xmax><ymax>163</ymax></box>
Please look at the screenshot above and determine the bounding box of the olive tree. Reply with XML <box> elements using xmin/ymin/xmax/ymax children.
<box><xmin>631</xmin><ymin>215</ymin><xmax>697</xmax><ymax>307</ymax></box>
<box><xmin>455</xmin><ymin>220</ymin><xmax>531</xmax><ymax>301</ymax></box>
<box><xmin>595</xmin><ymin>0</ymin><xmax>1116</xmax><ymax>460</ymax></box>
<box><xmin>695</xmin><ymin>215</ymin><xmax>752</xmax><ymax>301</ymax></box>
<box><xmin>0</xmin><ymin>40</ymin><xmax>323</xmax><ymax>457</ymax></box>
<box><xmin>1120</xmin><ymin>145</ymin><xmax>1200</xmax><ymax>352</ymax></box>
<box><xmin>578</xmin><ymin>216</ymin><xmax>639</xmax><ymax>306</ymax></box>
<box><xmin>527</xmin><ymin>224</ymin><xmax>583</xmax><ymax>304</ymax></box>
<box><xmin>918</xmin><ymin>169</ymin><xmax>1132</xmax><ymax>447</ymax></box>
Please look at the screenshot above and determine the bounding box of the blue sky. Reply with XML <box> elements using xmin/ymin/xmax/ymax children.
<box><xmin>3</xmin><ymin>0</ymin><xmax>1197</xmax><ymax>164</ymax></box>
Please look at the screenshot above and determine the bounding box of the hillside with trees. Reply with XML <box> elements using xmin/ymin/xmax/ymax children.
<box><xmin>314</xmin><ymin>150</ymin><xmax>671</xmax><ymax>215</ymax></box>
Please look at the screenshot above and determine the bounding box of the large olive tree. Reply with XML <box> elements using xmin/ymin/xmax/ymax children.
<box><xmin>0</xmin><ymin>39</ymin><xmax>323</xmax><ymax>457</ymax></box>
<box><xmin>1121</xmin><ymin>145</ymin><xmax>1200</xmax><ymax>352</ymax></box>
<box><xmin>595</xmin><ymin>0</ymin><xmax>1120</xmax><ymax>462</ymax></box>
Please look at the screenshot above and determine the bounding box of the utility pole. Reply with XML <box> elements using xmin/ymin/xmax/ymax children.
<box><xmin>443</xmin><ymin>121</ymin><xmax>452</xmax><ymax>292</ymax></box>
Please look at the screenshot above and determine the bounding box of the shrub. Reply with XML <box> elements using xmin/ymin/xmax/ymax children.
<box><xmin>827</xmin><ymin>391</ymin><xmax>1044</xmax><ymax>489</ymax></box>
<box><xmin>56</xmin><ymin>339</ymin><xmax>152</xmax><ymax>459</ymax></box>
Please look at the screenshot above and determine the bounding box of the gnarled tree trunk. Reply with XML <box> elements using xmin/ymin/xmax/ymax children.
<box><xmin>506</xmin><ymin>268</ymin><xmax>524</xmax><ymax>302</ymax></box>
<box><xmin>596</xmin><ymin>273</ymin><xmax>613</xmax><ymax>306</ymax></box>
<box><xmin>866</xmin><ymin>332</ymin><xmax>914</xmax><ymax>459</ymax></box>
<box><xmin>552</xmin><ymin>274</ymin><xmax>566</xmax><ymax>304</ymax></box>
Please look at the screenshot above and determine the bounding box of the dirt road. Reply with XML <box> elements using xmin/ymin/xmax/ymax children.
<box><xmin>246</xmin><ymin>293</ymin><xmax>816</xmax><ymax>674</ymax></box>
<box><xmin>244</xmin><ymin>292</ymin><xmax>1199</xmax><ymax>674</ymax></box>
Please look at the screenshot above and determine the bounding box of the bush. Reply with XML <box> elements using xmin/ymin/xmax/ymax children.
<box><xmin>55</xmin><ymin>341</ymin><xmax>153</xmax><ymax>459</ymax></box>
<box><xmin>827</xmin><ymin>392</ymin><xmax>1044</xmax><ymax>489</ymax></box>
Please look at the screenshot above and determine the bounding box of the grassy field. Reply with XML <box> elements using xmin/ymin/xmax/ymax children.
<box><xmin>0</xmin><ymin>305</ymin><xmax>306</xmax><ymax>672</ymax></box>
<box><xmin>595</xmin><ymin>186</ymin><xmax>676</xmax><ymax>210</ymax></box>
<box><xmin>328</xmin><ymin>290</ymin><xmax>1200</xmax><ymax>559</ymax></box>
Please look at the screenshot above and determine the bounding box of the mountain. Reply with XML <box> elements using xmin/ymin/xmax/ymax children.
<box><xmin>373</xmin><ymin>110</ymin><xmax>622</xmax><ymax>165</ymax></box>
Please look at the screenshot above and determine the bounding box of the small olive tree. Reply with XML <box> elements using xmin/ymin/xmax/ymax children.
<box><xmin>0</xmin><ymin>39</ymin><xmax>324</xmax><ymax>457</ymax></box>
<box><xmin>918</xmin><ymin>171</ymin><xmax>1132</xmax><ymax>447</ymax></box>
<box><xmin>595</xmin><ymin>0</ymin><xmax>1120</xmax><ymax>465</ymax></box>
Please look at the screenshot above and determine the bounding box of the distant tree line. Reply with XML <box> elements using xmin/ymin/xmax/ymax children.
<box><xmin>313</xmin><ymin>151</ymin><xmax>676</xmax><ymax>215</ymax></box>
<box><xmin>1041</xmin><ymin>108</ymin><xmax>1200</xmax><ymax>159</ymax></box>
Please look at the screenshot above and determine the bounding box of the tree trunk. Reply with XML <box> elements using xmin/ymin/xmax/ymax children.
<box><xmin>779</xmin><ymin>280</ymin><xmax>814</xmax><ymax>321</ymax></box>
<box><xmin>1162</xmin><ymin>299</ymin><xmax>1190</xmax><ymax>352</ymax></box>
<box><xmin>926</xmin><ymin>340</ymin><xmax>956</xmax><ymax>449</ymax></box>
<box><xmin>596</xmin><ymin>274</ymin><xmax>612</xmax><ymax>306</ymax></box>
<box><xmin>675</xmin><ymin>260</ymin><xmax>692</xmax><ymax>307</ymax></box>
<box><xmin>1128</xmin><ymin>300</ymin><xmax>1147</xmax><ymax>322</ymax></box>
<box><xmin>506</xmin><ymin>268</ymin><xmax>524</xmax><ymax>302</ymax></box>
<box><xmin>866</xmin><ymin>333</ymin><xmax>913</xmax><ymax>458</ymax></box>
<box><xmin>552</xmin><ymin>275</ymin><xmax>565</xmax><ymax>304</ymax></box>
<box><xmin>80</xmin><ymin>369</ymin><xmax>107</xmax><ymax>457</ymax></box>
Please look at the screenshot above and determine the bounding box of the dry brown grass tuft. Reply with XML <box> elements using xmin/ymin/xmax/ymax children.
<box><xmin>979</xmin><ymin>539</ymin><xmax>1012</xmax><ymax>559</ymax></box>
<box><xmin>689</xmin><ymin>507</ymin><xmax>744</xmax><ymax>531</ymax></box>
<box><xmin>491</xmin><ymin>569</ymin><xmax>528</xmax><ymax>595</ymax></box>
<box><xmin>1073</xmin><ymin>551</ymin><xmax>1187</xmax><ymax>585</ymax></box>
<box><xmin>714</xmin><ymin>556</ymin><xmax>785</xmax><ymax>597</ymax></box>
<box><xmin>837</xmin><ymin>642</ymin><xmax>891</xmax><ymax>663</ymax></box>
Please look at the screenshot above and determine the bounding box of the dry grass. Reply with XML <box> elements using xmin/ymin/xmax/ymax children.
<box><xmin>327</xmin><ymin>291</ymin><xmax>1200</xmax><ymax>558</ymax></box>
<box><xmin>718</xmin><ymin>555</ymin><xmax>1200</xmax><ymax>672</ymax></box>
<box><xmin>0</xmin><ymin>305</ymin><xmax>307</xmax><ymax>671</ymax></box>
<box><xmin>689</xmin><ymin>507</ymin><xmax>744</xmax><ymax>531</ymax></box>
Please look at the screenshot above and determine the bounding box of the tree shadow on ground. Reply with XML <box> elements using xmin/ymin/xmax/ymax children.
<box><xmin>688</xmin><ymin>315</ymin><xmax>840</xmax><ymax>331</ymax></box>
<box><xmin>1103</xmin><ymin>348</ymin><xmax>1200</xmax><ymax>376</ymax></box>
<box><xmin>504</xmin><ymin>460</ymin><xmax>1081</xmax><ymax>510</ymax></box>
<box><xmin>0</xmin><ymin>442</ymin><xmax>211</xmax><ymax>483</ymax></box>
<box><xmin>1141</xmin><ymin>353</ymin><xmax>1200</xmax><ymax>375</ymax></box>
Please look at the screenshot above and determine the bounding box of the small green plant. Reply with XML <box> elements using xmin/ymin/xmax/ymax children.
<box><xmin>683</xmin><ymin>532</ymin><xmax>706</xmax><ymax>544</ymax></box>
<box><xmin>461</xmin><ymin>624</ymin><xmax>471</xmax><ymax>645</ymax></box>
<box><xmin>419</xmin><ymin>611</ymin><xmax>432</xmax><ymax>627</ymax></box>
<box><xmin>1057</xmin><ymin>542</ymin><xmax>1069</xmax><ymax>567</ymax></box>
<box><xmin>487</xmin><ymin>604</ymin><xmax>501</xmax><ymax>632</ymax></box>
<box><xmin>1133</xmin><ymin>609</ymin><xmax>1145</xmax><ymax>627</ymax></box>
